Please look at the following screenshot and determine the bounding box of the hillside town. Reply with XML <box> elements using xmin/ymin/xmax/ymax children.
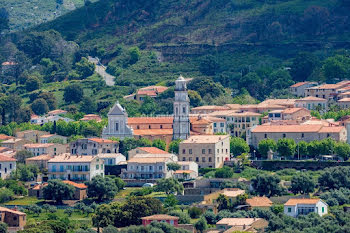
<box><xmin>0</xmin><ymin>76</ymin><xmax>350</xmax><ymax>232</ymax></box>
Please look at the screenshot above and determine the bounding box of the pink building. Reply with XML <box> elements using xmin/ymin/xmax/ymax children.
<box><xmin>141</xmin><ymin>215</ymin><xmax>179</xmax><ymax>226</ymax></box>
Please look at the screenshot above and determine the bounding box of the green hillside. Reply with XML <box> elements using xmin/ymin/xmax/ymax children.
<box><xmin>1</xmin><ymin>0</ymin><xmax>350</xmax><ymax>126</ymax></box>
<box><xmin>0</xmin><ymin>0</ymin><xmax>97</xmax><ymax>31</ymax></box>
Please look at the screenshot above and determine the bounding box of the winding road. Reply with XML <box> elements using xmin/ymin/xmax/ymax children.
<box><xmin>88</xmin><ymin>56</ymin><xmax>115</xmax><ymax>86</ymax></box>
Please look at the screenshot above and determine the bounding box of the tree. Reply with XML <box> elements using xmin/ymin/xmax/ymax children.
<box><xmin>128</xmin><ymin>47</ymin><xmax>141</xmax><ymax>65</ymax></box>
<box><xmin>140</xmin><ymin>96</ymin><xmax>157</xmax><ymax>115</ymax></box>
<box><xmin>168</xmin><ymin>211</ymin><xmax>190</xmax><ymax>224</ymax></box>
<box><xmin>230</xmin><ymin>137</ymin><xmax>249</xmax><ymax>157</ymax></box>
<box><xmin>195</xmin><ymin>217</ymin><xmax>208</xmax><ymax>233</ymax></box>
<box><xmin>239</xmin><ymin>72</ymin><xmax>263</xmax><ymax>98</ymax></box>
<box><xmin>0</xmin><ymin>222</ymin><xmax>7</xmax><ymax>233</ymax></box>
<box><xmin>31</xmin><ymin>98</ymin><xmax>49</xmax><ymax>115</ymax></box>
<box><xmin>92</xmin><ymin>204</ymin><xmax>114</xmax><ymax>233</ymax></box>
<box><xmin>258</xmin><ymin>139</ymin><xmax>277</xmax><ymax>158</ymax></box>
<box><xmin>318</xmin><ymin>167</ymin><xmax>350</xmax><ymax>190</ymax></box>
<box><xmin>166</xmin><ymin>163</ymin><xmax>181</xmax><ymax>172</ymax></box>
<box><xmin>297</xmin><ymin>141</ymin><xmax>308</xmax><ymax>159</ymax></box>
<box><xmin>307</xmin><ymin>140</ymin><xmax>322</xmax><ymax>158</ymax></box>
<box><xmin>42</xmin><ymin>180</ymin><xmax>74</xmax><ymax>204</ymax></box>
<box><xmin>86</xmin><ymin>175</ymin><xmax>118</xmax><ymax>201</ymax></box>
<box><xmin>290</xmin><ymin>52</ymin><xmax>319</xmax><ymax>82</ymax></box>
<box><xmin>269</xmin><ymin>69</ymin><xmax>294</xmax><ymax>91</ymax></box>
<box><xmin>164</xmin><ymin>194</ymin><xmax>178</xmax><ymax>208</ymax></box>
<box><xmin>188</xmin><ymin>90</ymin><xmax>202</xmax><ymax>107</ymax></box>
<box><xmin>335</xmin><ymin>142</ymin><xmax>350</xmax><ymax>160</ymax></box>
<box><xmin>11</xmin><ymin>164</ymin><xmax>37</xmax><ymax>182</ymax></box>
<box><xmin>216</xmin><ymin>194</ymin><xmax>229</xmax><ymax>211</ymax></box>
<box><xmin>80</xmin><ymin>96</ymin><xmax>97</xmax><ymax>114</ymax></box>
<box><xmin>251</xmin><ymin>174</ymin><xmax>284</xmax><ymax>197</ymax></box>
<box><xmin>290</xmin><ymin>173</ymin><xmax>316</xmax><ymax>194</ymax></box>
<box><xmin>188</xmin><ymin>77</ymin><xmax>224</xmax><ymax>98</ymax></box>
<box><xmin>152</xmin><ymin>139</ymin><xmax>166</xmax><ymax>151</ymax></box>
<box><xmin>25</xmin><ymin>76</ymin><xmax>41</xmax><ymax>92</ymax></box>
<box><xmin>214</xmin><ymin>167</ymin><xmax>233</xmax><ymax>178</ymax></box>
<box><xmin>276</xmin><ymin>138</ymin><xmax>297</xmax><ymax>159</ymax></box>
<box><xmin>15</xmin><ymin>150</ymin><xmax>33</xmax><ymax>163</ymax></box>
<box><xmin>168</xmin><ymin>139</ymin><xmax>182</xmax><ymax>154</ymax></box>
<box><xmin>188</xmin><ymin>206</ymin><xmax>203</xmax><ymax>218</ymax></box>
<box><xmin>199</xmin><ymin>55</ymin><xmax>219</xmax><ymax>76</ymax></box>
<box><xmin>155</xmin><ymin>178</ymin><xmax>183</xmax><ymax>195</ymax></box>
<box><xmin>0</xmin><ymin>8</ymin><xmax>9</xmax><ymax>34</ymax></box>
<box><xmin>322</xmin><ymin>55</ymin><xmax>350</xmax><ymax>83</ymax></box>
<box><xmin>64</xmin><ymin>84</ymin><xmax>84</xmax><ymax>103</ymax></box>
<box><xmin>38</xmin><ymin>92</ymin><xmax>57</xmax><ymax>110</ymax></box>
<box><xmin>74</xmin><ymin>57</ymin><xmax>95</xmax><ymax>79</ymax></box>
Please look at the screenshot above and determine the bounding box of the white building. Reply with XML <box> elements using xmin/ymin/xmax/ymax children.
<box><xmin>0</xmin><ymin>155</ymin><xmax>16</xmax><ymax>179</ymax></box>
<box><xmin>97</xmin><ymin>153</ymin><xmax>126</xmax><ymax>165</ymax></box>
<box><xmin>284</xmin><ymin>198</ymin><xmax>328</xmax><ymax>217</ymax></box>
<box><xmin>47</xmin><ymin>154</ymin><xmax>104</xmax><ymax>181</ymax></box>
<box><xmin>102</xmin><ymin>102</ymin><xmax>133</xmax><ymax>139</ymax></box>
<box><xmin>173</xmin><ymin>161</ymin><xmax>198</xmax><ymax>180</ymax></box>
<box><xmin>173</xmin><ymin>75</ymin><xmax>190</xmax><ymax>140</ymax></box>
<box><xmin>122</xmin><ymin>157</ymin><xmax>174</xmax><ymax>179</ymax></box>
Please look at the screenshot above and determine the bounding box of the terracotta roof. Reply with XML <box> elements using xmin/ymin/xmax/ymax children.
<box><xmin>174</xmin><ymin>170</ymin><xmax>194</xmax><ymax>174</ymax></box>
<box><xmin>227</xmin><ymin>111</ymin><xmax>261</xmax><ymax>117</ymax></box>
<box><xmin>259</xmin><ymin>99</ymin><xmax>297</xmax><ymax>106</ymax></box>
<box><xmin>191</xmin><ymin>118</ymin><xmax>212</xmax><ymax>125</ymax></box>
<box><xmin>338</xmin><ymin>91</ymin><xmax>350</xmax><ymax>95</ymax></box>
<box><xmin>290</xmin><ymin>82</ymin><xmax>308</xmax><ymax>88</ymax></box>
<box><xmin>136</xmin><ymin>147</ymin><xmax>169</xmax><ymax>154</ymax></box>
<box><xmin>88</xmin><ymin>138</ymin><xmax>115</xmax><ymax>143</ymax></box>
<box><xmin>48</xmin><ymin>154</ymin><xmax>97</xmax><ymax>162</ymax></box>
<box><xmin>224</xmin><ymin>104</ymin><xmax>242</xmax><ymax>109</ymax></box>
<box><xmin>208</xmin><ymin>110</ymin><xmax>239</xmax><ymax>117</ymax></box>
<box><xmin>26</xmin><ymin>154</ymin><xmax>52</xmax><ymax>161</ymax></box>
<box><xmin>182</xmin><ymin>135</ymin><xmax>230</xmax><ymax>144</ymax></box>
<box><xmin>309</xmin><ymin>84</ymin><xmax>343</xmax><ymax>89</ymax></box>
<box><xmin>282</xmin><ymin>108</ymin><xmax>308</xmax><ymax>114</ymax></box>
<box><xmin>338</xmin><ymin>98</ymin><xmax>350</xmax><ymax>102</ymax></box>
<box><xmin>40</xmin><ymin>134</ymin><xmax>55</xmax><ymax>138</ymax></box>
<box><xmin>63</xmin><ymin>180</ymin><xmax>87</xmax><ymax>189</ymax></box>
<box><xmin>246</xmin><ymin>197</ymin><xmax>273</xmax><ymax>207</ymax></box>
<box><xmin>284</xmin><ymin>198</ymin><xmax>321</xmax><ymax>206</ymax></box>
<box><xmin>137</xmin><ymin>90</ymin><xmax>157</xmax><ymax>96</ymax></box>
<box><xmin>0</xmin><ymin>207</ymin><xmax>25</xmax><ymax>216</ymax></box>
<box><xmin>0</xmin><ymin>147</ymin><xmax>12</xmax><ymax>153</ymax></box>
<box><xmin>207</xmin><ymin>116</ymin><xmax>226</xmax><ymax>122</ymax></box>
<box><xmin>0</xmin><ymin>154</ymin><xmax>16</xmax><ymax>162</ymax></box>
<box><xmin>0</xmin><ymin>134</ymin><xmax>13</xmax><ymax>141</ymax></box>
<box><xmin>1</xmin><ymin>61</ymin><xmax>17</xmax><ymax>66</ymax></box>
<box><xmin>252</xmin><ymin>124</ymin><xmax>323</xmax><ymax>133</ymax></box>
<box><xmin>191</xmin><ymin>105</ymin><xmax>230</xmax><ymax>111</ymax></box>
<box><xmin>216</xmin><ymin>218</ymin><xmax>261</xmax><ymax>226</ymax></box>
<box><xmin>139</xmin><ymin>86</ymin><xmax>168</xmax><ymax>92</ymax></box>
<box><xmin>141</xmin><ymin>214</ymin><xmax>179</xmax><ymax>221</ymax></box>
<box><xmin>128</xmin><ymin>117</ymin><xmax>173</xmax><ymax>124</ymax></box>
<box><xmin>48</xmin><ymin>109</ymin><xmax>67</xmax><ymax>115</ymax></box>
<box><xmin>128</xmin><ymin>157</ymin><xmax>170</xmax><ymax>163</ymax></box>
<box><xmin>221</xmin><ymin>188</ymin><xmax>245</xmax><ymax>197</ymax></box>
<box><xmin>81</xmin><ymin>114</ymin><xmax>102</xmax><ymax>122</ymax></box>
<box><xmin>133</xmin><ymin>129</ymin><xmax>173</xmax><ymax>136</ymax></box>
<box><xmin>24</xmin><ymin>143</ymin><xmax>54</xmax><ymax>148</ymax></box>
<box><xmin>318</xmin><ymin>126</ymin><xmax>345</xmax><ymax>133</ymax></box>
<box><xmin>2</xmin><ymin>139</ymin><xmax>25</xmax><ymax>143</ymax></box>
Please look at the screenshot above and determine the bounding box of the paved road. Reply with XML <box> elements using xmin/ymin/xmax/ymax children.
<box><xmin>88</xmin><ymin>56</ymin><xmax>115</xmax><ymax>86</ymax></box>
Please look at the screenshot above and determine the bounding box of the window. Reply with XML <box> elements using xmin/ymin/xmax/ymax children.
<box><xmin>189</xmin><ymin>149</ymin><xmax>192</xmax><ymax>154</ymax></box>
<box><xmin>196</xmin><ymin>157</ymin><xmax>199</xmax><ymax>162</ymax></box>
<box><xmin>322</xmin><ymin>207</ymin><xmax>325</xmax><ymax>213</ymax></box>
<box><xmin>214</xmin><ymin>123</ymin><xmax>217</xmax><ymax>127</ymax></box>
<box><xmin>9</xmin><ymin>163</ymin><xmax>12</xmax><ymax>169</ymax></box>
<box><xmin>141</xmin><ymin>166</ymin><xmax>144</xmax><ymax>171</ymax></box>
<box><xmin>189</xmin><ymin>157</ymin><xmax>192</xmax><ymax>161</ymax></box>
<box><xmin>202</xmin><ymin>157</ymin><xmax>206</xmax><ymax>162</ymax></box>
<box><xmin>115</xmin><ymin>123</ymin><xmax>119</xmax><ymax>131</ymax></box>
<box><xmin>288</xmin><ymin>208</ymin><xmax>291</xmax><ymax>213</ymax></box>
<box><xmin>96</xmin><ymin>165</ymin><xmax>99</xmax><ymax>170</ymax></box>
<box><xmin>149</xmin><ymin>166</ymin><xmax>153</xmax><ymax>171</ymax></box>
<box><xmin>209</xmin><ymin>157</ymin><xmax>212</xmax><ymax>162</ymax></box>
<box><xmin>182</xmin><ymin>149</ymin><xmax>186</xmax><ymax>154</ymax></box>
<box><xmin>183</xmin><ymin>107</ymin><xmax>186</xmax><ymax>113</ymax></box>
<box><xmin>4</xmin><ymin>168</ymin><xmax>7</xmax><ymax>173</ymax></box>
<box><xmin>160</xmin><ymin>125</ymin><xmax>163</xmax><ymax>129</ymax></box>
<box><xmin>158</xmin><ymin>166</ymin><xmax>163</xmax><ymax>171</ymax></box>
<box><xmin>283</xmin><ymin>134</ymin><xmax>286</xmax><ymax>138</ymax></box>
<box><xmin>208</xmin><ymin>149</ymin><xmax>212</xmax><ymax>154</ymax></box>
<box><xmin>264</xmin><ymin>134</ymin><xmax>267</xmax><ymax>138</ymax></box>
<box><xmin>202</xmin><ymin>149</ymin><xmax>205</xmax><ymax>154</ymax></box>
<box><xmin>301</xmin><ymin>133</ymin><xmax>304</xmax><ymax>138</ymax></box>
<box><xmin>182</xmin><ymin>157</ymin><xmax>186</xmax><ymax>161</ymax></box>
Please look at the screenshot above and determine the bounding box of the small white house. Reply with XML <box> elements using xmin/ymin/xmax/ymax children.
<box><xmin>284</xmin><ymin>198</ymin><xmax>328</xmax><ymax>217</ymax></box>
<box><xmin>173</xmin><ymin>161</ymin><xmax>198</xmax><ymax>180</ymax></box>
<box><xmin>97</xmin><ymin>153</ymin><xmax>126</xmax><ymax>165</ymax></box>
<box><xmin>0</xmin><ymin>155</ymin><xmax>16</xmax><ymax>179</ymax></box>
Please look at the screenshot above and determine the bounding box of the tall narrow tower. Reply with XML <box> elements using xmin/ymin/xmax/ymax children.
<box><xmin>173</xmin><ymin>75</ymin><xmax>190</xmax><ymax>140</ymax></box>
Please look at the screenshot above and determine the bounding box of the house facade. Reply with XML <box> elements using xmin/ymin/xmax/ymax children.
<box><xmin>0</xmin><ymin>155</ymin><xmax>16</xmax><ymax>179</ymax></box>
<box><xmin>70</xmin><ymin>138</ymin><xmax>119</xmax><ymax>155</ymax></box>
<box><xmin>294</xmin><ymin>96</ymin><xmax>328</xmax><ymax>111</ymax></box>
<box><xmin>1</xmin><ymin>138</ymin><xmax>32</xmax><ymax>150</ymax></box>
<box><xmin>179</xmin><ymin>135</ymin><xmax>230</xmax><ymax>168</ymax></box>
<box><xmin>122</xmin><ymin>157</ymin><xmax>173</xmax><ymax>179</ymax></box>
<box><xmin>284</xmin><ymin>198</ymin><xmax>328</xmax><ymax>217</ymax></box>
<box><xmin>0</xmin><ymin>207</ymin><xmax>26</xmax><ymax>231</ymax></box>
<box><xmin>23</xmin><ymin>143</ymin><xmax>67</xmax><ymax>156</ymax></box>
<box><xmin>289</xmin><ymin>82</ymin><xmax>317</xmax><ymax>97</ymax></box>
<box><xmin>16</xmin><ymin>130</ymin><xmax>49</xmax><ymax>143</ymax></box>
<box><xmin>173</xmin><ymin>161</ymin><xmax>198</xmax><ymax>180</ymax></box>
<box><xmin>141</xmin><ymin>215</ymin><xmax>179</xmax><ymax>226</ymax></box>
<box><xmin>48</xmin><ymin>154</ymin><xmax>104</xmax><ymax>181</ymax></box>
<box><xmin>39</xmin><ymin>134</ymin><xmax>67</xmax><ymax>144</ymax></box>
<box><xmin>97</xmin><ymin>153</ymin><xmax>126</xmax><ymax>165</ymax></box>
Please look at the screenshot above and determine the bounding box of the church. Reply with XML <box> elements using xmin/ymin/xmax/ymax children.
<box><xmin>102</xmin><ymin>76</ymin><xmax>215</xmax><ymax>144</ymax></box>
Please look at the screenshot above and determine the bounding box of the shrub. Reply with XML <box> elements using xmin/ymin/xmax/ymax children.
<box><xmin>188</xmin><ymin>206</ymin><xmax>202</xmax><ymax>219</ymax></box>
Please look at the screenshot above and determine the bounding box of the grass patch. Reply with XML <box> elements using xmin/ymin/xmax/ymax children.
<box><xmin>3</xmin><ymin>196</ymin><xmax>43</xmax><ymax>206</ymax></box>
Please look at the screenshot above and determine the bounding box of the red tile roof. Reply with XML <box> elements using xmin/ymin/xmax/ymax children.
<box><xmin>0</xmin><ymin>154</ymin><xmax>16</xmax><ymax>162</ymax></box>
<box><xmin>137</xmin><ymin>147</ymin><xmax>169</xmax><ymax>154</ymax></box>
<box><xmin>128</xmin><ymin>117</ymin><xmax>173</xmax><ymax>124</ymax></box>
<box><xmin>26</xmin><ymin>154</ymin><xmax>52</xmax><ymax>161</ymax></box>
<box><xmin>284</xmin><ymin>198</ymin><xmax>321</xmax><ymax>206</ymax></box>
<box><xmin>252</xmin><ymin>124</ymin><xmax>323</xmax><ymax>133</ymax></box>
<box><xmin>296</xmin><ymin>96</ymin><xmax>327</xmax><ymax>101</ymax></box>
<box><xmin>282</xmin><ymin>108</ymin><xmax>308</xmax><ymax>114</ymax></box>
<box><xmin>290</xmin><ymin>82</ymin><xmax>308</xmax><ymax>88</ymax></box>
<box><xmin>88</xmin><ymin>138</ymin><xmax>115</xmax><ymax>143</ymax></box>
<box><xmin>0</xmin><ymin>134</ymin><xmax>13</xmax><ymax>141</ymax></box>
<box><xmin>246</xmin><ymin>197</ymin><xmax>273</xmax><ymax>207</ymax></box>
<box><xmin>141</xmin><ymin>214</ymin><xmax>179</xmax><ymax>220</ymax></box>
<box><xmin>63</xmin><ymin>180</ymin><xmax>87</xmax><ymax>189</ymax></box>
<box><xmin>48</xmin><ymin>109</ymin><xmax>67</xmax><ymax>115</ymax></box>
<box><xmin>0</xmin><ymin>207</ymin><xmax>25</xmax><ymax>216</ymax></box>
<box><xmin>24</xmin><ymin>143</ymin><xmax>54</xmax><ymax>148</ymax></box>
<box><xmin>318</xmin><ymin>126</ymin><xmax>345</xmax><ymax>133</ymax></box>
<box><xmin>133</xmin><ymin>129</ymin><xmax>173</xmax><ymax>136</ymax></box>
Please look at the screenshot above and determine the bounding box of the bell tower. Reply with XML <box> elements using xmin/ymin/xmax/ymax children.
<box><xmin>173</xmin><ymin>75</ymin><xmax>190</xmax><ymax>140</ymax></box>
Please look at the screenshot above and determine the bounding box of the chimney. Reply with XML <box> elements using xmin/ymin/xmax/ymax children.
<box><xmin>243</xmin><ymin>224</ymin><xmax>246</xmax><ymax>230</ymax></box>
